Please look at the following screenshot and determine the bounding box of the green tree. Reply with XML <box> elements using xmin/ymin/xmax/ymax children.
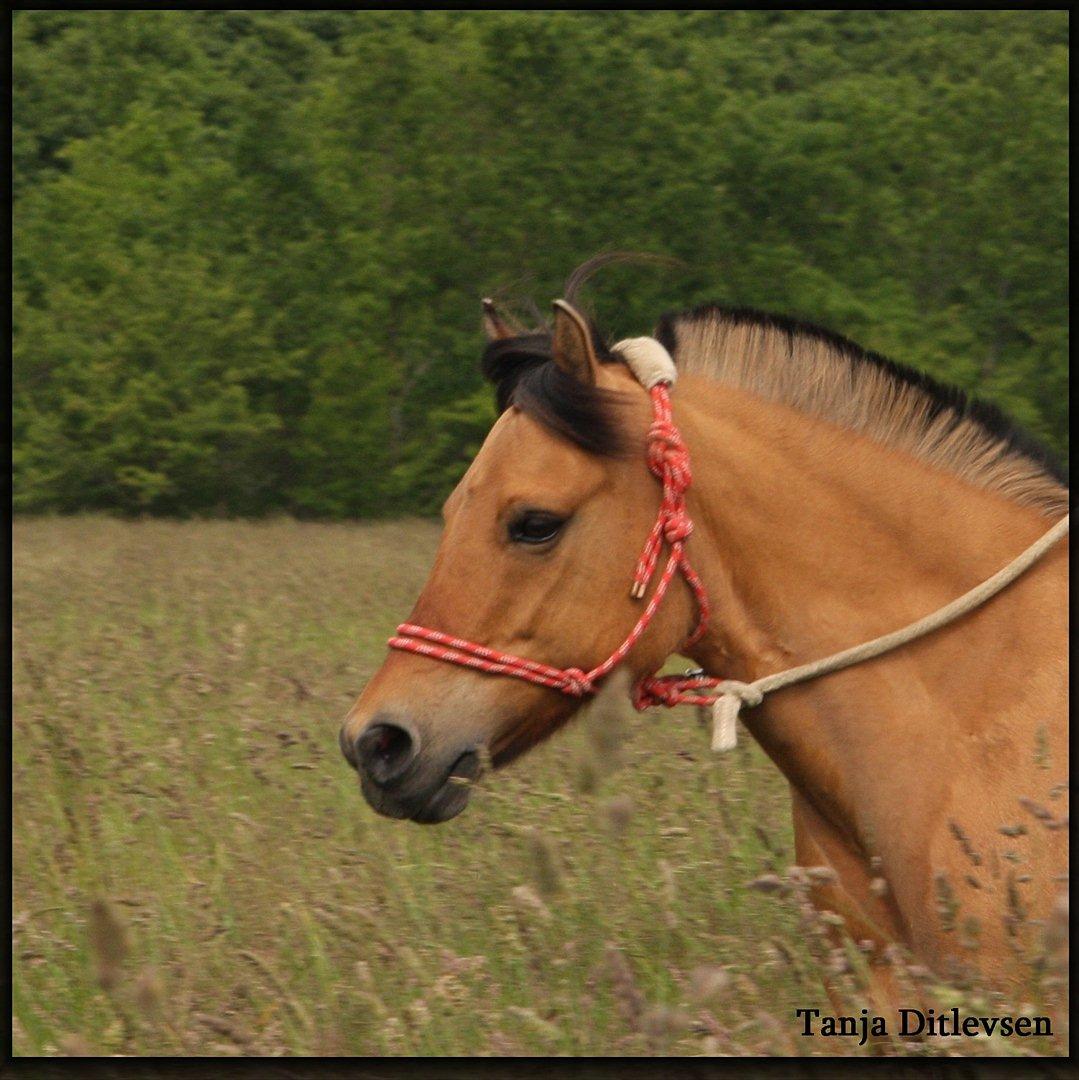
<box><xmin>12</xmin><ymin>10</ymin><xmax>1068</xmax><ymax>517</ymax></box>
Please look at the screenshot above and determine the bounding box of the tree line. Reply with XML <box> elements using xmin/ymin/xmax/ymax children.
<box><xmin>13</xmin><ymin>10</ymin><xmax>1068</xmax><ymax>516</ymax></box>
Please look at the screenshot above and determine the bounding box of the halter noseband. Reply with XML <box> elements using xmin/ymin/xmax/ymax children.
<box><xmin>387</xmin><ymin>336</ymin><xmax>742</xmax><ymax>746</ymax></box>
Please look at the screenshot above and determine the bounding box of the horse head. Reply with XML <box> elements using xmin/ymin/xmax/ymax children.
<box><xmin>339</xmin><ymin>297</ymin><xmax>699</xmax><ymax>822</ymax></box>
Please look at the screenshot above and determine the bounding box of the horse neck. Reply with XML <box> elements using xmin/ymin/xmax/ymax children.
<box><xmin>674</xmin><ymin>374</ymin><xmax>1066</xmax><ymax>823</ymax></box>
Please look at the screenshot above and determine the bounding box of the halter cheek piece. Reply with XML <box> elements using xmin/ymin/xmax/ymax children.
<box><xmin>388</xmin><ymin>335</ymin><xmax>747</xmax><ymax>750</ymax></box>
<box><xmin>389</xmin><ymin>336</ymin><xmax>1071</xmax><ymax>755</ymax></box>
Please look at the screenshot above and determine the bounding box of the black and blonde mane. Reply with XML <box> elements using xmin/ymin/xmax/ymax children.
<box><xmin>482</xmin><ymin>299</ymin><xmax>1067</xmax><ymax>517</ymax></box>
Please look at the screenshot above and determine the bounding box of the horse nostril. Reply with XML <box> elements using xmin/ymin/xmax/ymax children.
<box><xmin>355</xmin><ymin>721</ymin><xmax>417</xmax><ymax>786</ymax></box>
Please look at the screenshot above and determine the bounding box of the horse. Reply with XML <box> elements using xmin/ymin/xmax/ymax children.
<box><xmin>339</xmin><ymin>266</ymin><xmax>1068</xmax><ymax>1011</ymax></box>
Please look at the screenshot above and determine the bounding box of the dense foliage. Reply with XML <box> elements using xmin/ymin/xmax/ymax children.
<box><xmin>13</xmin><ymin>11</ymin><xmax>1068</xmax><ymax>516</ymax></box>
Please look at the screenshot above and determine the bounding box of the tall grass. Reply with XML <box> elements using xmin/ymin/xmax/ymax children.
<box><xmin>11</xmin><ymin>518</ymin><xmax>1067</xmax><ymax>1056</ymax></box>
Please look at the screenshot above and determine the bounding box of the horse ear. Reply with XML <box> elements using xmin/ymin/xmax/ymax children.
<box><xmin>481</xmin><ymin>298</ymin><xmax>520</xmax><ymax>342</ymax></box>
<box><xmin>551</xmin><ymin>299</ymin><xmax>601</xmax><ymax>385</ymax></box>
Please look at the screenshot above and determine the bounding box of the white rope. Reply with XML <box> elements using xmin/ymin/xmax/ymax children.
<box><xmin>710</xmin><ymin>513</ymin><xmax>1069</xmax><ymax>751</ymax></box>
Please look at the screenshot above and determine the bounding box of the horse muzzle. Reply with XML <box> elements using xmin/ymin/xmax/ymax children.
<box><xmin>339</xmin><ymin>713</ymin><xmax>483</xmax><ymax>824</ymax></box>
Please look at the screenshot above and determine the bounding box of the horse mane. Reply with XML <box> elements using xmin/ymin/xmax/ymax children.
<box><xmin>656</xmin><ymin>304</ymin><xmax>1068</xmax><ymax>516</ymax></box>
<box><xmin>481</xmin><ymin>270</ymin><xmax>1067</xmax><ymax>516</ymax></box>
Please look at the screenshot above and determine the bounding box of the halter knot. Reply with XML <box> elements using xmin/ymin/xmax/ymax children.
<box><xmin>561</xmin><ymin>668</ymin><xmax>595</xmax><ymax>697</ymax></box>
<box><xmin>632</xmin><ymin>675</ymin><xmax>683</xmax><ymax>710</ymax></box>
<box><xmin>646</xmin><ymin>420</ymin><xmax>691</xmax><ymax>486</ymax></box>
<box><xmin>661</xmin><ymin>507</ymin><xmax>693</xmax><ymax>544</ymax></box>
<box><xmin>715</xmin><ymin>680</ymin><xmax>764</xmax><ymax>708</ymax></box>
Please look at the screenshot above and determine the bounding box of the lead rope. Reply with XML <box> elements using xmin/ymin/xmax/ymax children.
<box><xmin>641</xmin><ymin>511</ymin><xmax>1070</xmax><ymax>750</ymax></box>
<box><xmin>388</xmin><ymin>335</ymin><xmax>1069</xmax><ymax>754</ymax></box>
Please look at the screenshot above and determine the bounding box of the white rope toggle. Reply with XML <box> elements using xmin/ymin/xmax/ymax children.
<box><xmin>711</xmin><ymin>681</ymin><xmax>763</xmax><ymax>751</ymax></box>
<box><xmin>613</xmin><ymin>337</ymin><xmax>678</xmax><ymax>389</ymax></box>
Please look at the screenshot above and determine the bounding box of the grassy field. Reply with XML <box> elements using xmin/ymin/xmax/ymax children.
<box><xmin>11</xmin><ymin>518</ymin><xmax>1067</xmax><ymax>1058</ymax></box>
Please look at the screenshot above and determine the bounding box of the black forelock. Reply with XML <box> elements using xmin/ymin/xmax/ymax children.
<box><xmin>480</xmin><ymin>330</ymin><xmax>630</xmax><ymax>457</ymax></box>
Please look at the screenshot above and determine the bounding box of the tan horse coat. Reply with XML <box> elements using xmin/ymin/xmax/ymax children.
<box><xmin>671</xmin><ymin>371</ymin><xmax>1067</xmax><ymax>999</ymax></box>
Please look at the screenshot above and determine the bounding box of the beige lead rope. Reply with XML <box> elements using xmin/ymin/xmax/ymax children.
<box><xmin>709</xmin><ymin>512</ymin><xmax>1070</xmax><ymax>752</ymax></box>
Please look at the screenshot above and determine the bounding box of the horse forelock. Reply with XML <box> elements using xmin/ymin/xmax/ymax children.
<box><xmin>480</xmin><ymin>329</ymin><xmax>631</xmax><ymax>457</ymax></box>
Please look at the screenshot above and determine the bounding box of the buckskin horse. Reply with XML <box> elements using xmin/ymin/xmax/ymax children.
<box><xmin>339</xmin><ymin>264</ymin><xmax>1068</xmax><ymax>1007</ymax></box>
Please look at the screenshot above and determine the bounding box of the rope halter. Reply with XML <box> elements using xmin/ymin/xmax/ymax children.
<box><xmin>387</xmin><ymin>332</ymin><xmax>1070</xmax><ymax>754</ymax></box>
<box><xmin>389</xmin><ymin>335</ymin><xmax>733</xmax><ymax>735</ymax></box>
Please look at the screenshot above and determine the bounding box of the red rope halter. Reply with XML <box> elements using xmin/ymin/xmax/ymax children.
<box><xmin>388</xmin><ymin>382</ymin><xmax>724</xmax><ymax>712</ymax></box>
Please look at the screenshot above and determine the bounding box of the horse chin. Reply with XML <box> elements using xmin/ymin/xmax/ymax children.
<box><xmin>359</xmin><ymin>750</ymin><xmax>480</xmax><ymax>825</ymax></box>
<box><xmin>409</xmin><ymin>781</ymin><xmax>472</xmax><ymax>824</ymax></box>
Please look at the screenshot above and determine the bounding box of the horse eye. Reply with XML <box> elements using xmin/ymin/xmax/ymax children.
<box><xmin>508</xmin><ymin>511</ymin><xmax>565</xmax><ymax>546</ymax></box>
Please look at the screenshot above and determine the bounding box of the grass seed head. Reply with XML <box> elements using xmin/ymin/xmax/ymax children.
<box><xmin>689</xmin><ymin>964</ymin><xmax>733</xmax><ymax>1003</ymax></box>
<box><xmin>643</xmin><ymin>1004</ymin><xmax>690</xmax><ymax>1042</ymax></box>
<box><xmin>603</xmin><ymin>943</ymin><xmax>645</xmax><ymax>1031</ymax></box>
<box><xmin>601</xmin><ymin>794</ymin><xmax>634</xmax><ymax>835</ymax></box>
<box><xmin>511</xmin><ymin>884</ymin><xmax>552</xmax><ymax>924</ymax></box>
<box><xmin>573</xmin><ymin>755</ymin><xmax>600</xmax><ymax>794</ymax></box>
<box><xmin>57</xmin><ymin>1033</ymin><xmax>94</xmax><ymax>1056</ymax></box>
<box><xmin>1043</xmin><ymin>890</ymin><xmax>1068</xmax><ymax>969</ymax></box>
<box><xmin>406</xmin><ymin>999</ymin><xmax>432</xmax><ymax>1030</ymax></box>
<box><xmin>525</xmin><ymin>827</ymin><xmax>563</xmax><ymax>897</ymax></box>
<box><xmin>506</xmin><ymin>1005</ymin><xmax>562</xmax><ymax>1043</ymax></box>
<box><xmin>747</xmin><ymin>873</ymin><xmax>787</xmax><ymax>895</ymax></box>
<box><xmin>584</xmin><ymin>671</ymin><xmax>633</xmax><ymax>758</ymax></box>
<box><xmin>133</xmin><ymin>966</ymin><xmax>165</xmax><ymax>1019</ymax></box>
<box><xmin>87</xmin><ymin>898</ymin><xmax>129</xmax><ymax>990</ymax></box>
